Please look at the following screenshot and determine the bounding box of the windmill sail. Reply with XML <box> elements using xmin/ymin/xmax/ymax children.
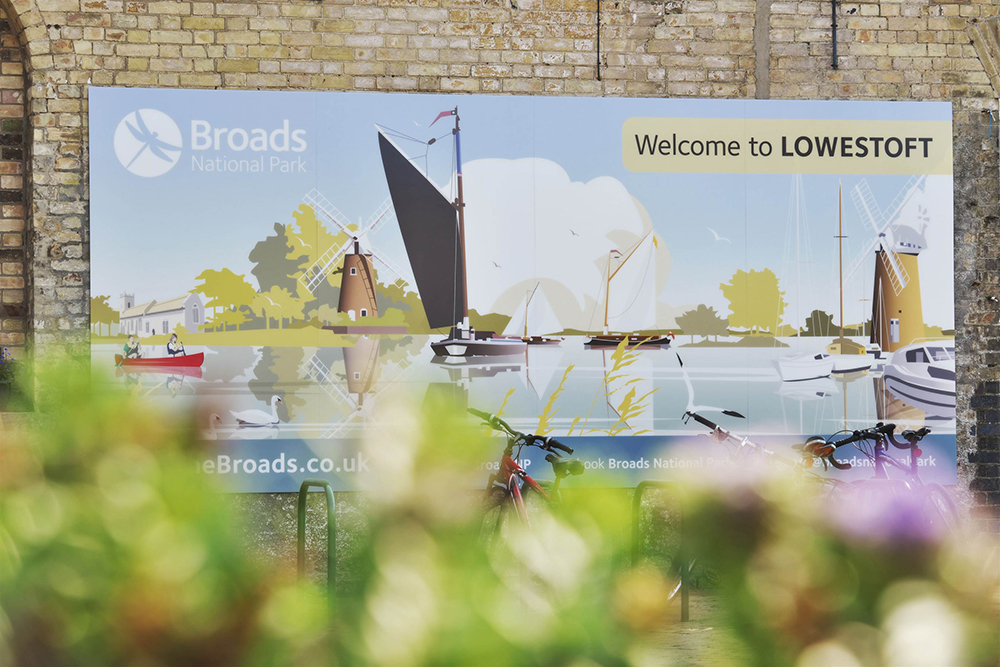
<box><xmin>378</xmin><ymin>130</ymin><xmax>464</xmax><ymax>330</ymax></box>
<box><xmin>606</xmin><ymin>233</ymin><xmax>657</xmax><ymax>332</ymax></box>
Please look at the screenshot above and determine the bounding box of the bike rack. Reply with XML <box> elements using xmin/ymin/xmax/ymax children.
<box><xmin>297</xmin><ymin>479</ymin><xmax>336</xmax><ymax>600</ymax></box>
<box><xmin>631</xmin><ymin>481</ymin><xmax>690</xmax><ymax>622</ymax></box>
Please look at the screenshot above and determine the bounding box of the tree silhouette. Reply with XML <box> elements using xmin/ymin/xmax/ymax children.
<box><xmin>720</xmin><ymin>268</ymin><xmax>787</xmax><ymax>335</ymax></box>
<box><xmin>90</xmin><ymin>295</ymin><xmax>119</xmax><ymax>337</ymax></box>
<box><xmin>676</xmin><ymin>304</ymin><xmax>729</xmax><ymax>342</ymax></box>
<box><xmin>249</xmin><ymin>223</ymin><xmax>299</xmax><ymax>294</ymax></box>
<box><xmin>253</xmin><ymin>286</ymin><xmax>304</xmax><ymax>329</ymax></box>
<box><xmin>802</xmin><ymin>309</ymin><xmax>835</xmax><ymax>337</ymax></box>
<box><xmin>193</xmin><ymin>268</ymin><xmax>256</xmax><ymax>331</ymax></box>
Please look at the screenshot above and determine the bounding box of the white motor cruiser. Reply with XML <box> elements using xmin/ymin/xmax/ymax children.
<box><xmin>882</xmin><ymin>342</ymin><xmax>956</xmax><ymax>417</ymax></box>
<box><xmin>775</xmin><ymin>352</ymin><xmax>835</xmax><ymax>382</ymax></box>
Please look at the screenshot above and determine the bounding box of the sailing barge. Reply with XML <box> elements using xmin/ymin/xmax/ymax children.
<box><xmin>585</xmin><ymin>232</ymin><xmax>673</xmax><ymax>347</ymax></box>
<box><xmin>378</xmin><ymin>107</ymin><xmax>526</xmax><ymax>358</ymax></box>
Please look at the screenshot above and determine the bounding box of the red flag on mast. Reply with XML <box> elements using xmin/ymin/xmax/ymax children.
<box><xmin>429</xmin><ymin>109</ymin><xmax>456</xmax><ymax>127</ymax></box>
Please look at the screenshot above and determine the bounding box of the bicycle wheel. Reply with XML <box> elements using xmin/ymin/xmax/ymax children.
<box><xmin>478</xmin><ymin>487</ymin><xmax>508</xmax><ymax>548</ymax></box>
<box><xmin>922</xmin><ymin>483</ymin><xmax>960</xmax><ymax>535</ymax></box>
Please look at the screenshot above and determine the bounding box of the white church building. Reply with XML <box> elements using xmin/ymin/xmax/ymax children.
<box><xmin>119</xmin><ymin>292</ymin><xmax>205</xmax><ymax>338</ymax></box>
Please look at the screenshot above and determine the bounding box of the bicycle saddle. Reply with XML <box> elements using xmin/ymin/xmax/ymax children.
<box><xmin>546</xmin><ymin>453</ymin><xmax>585</xmax><ymax>477</ymax></box>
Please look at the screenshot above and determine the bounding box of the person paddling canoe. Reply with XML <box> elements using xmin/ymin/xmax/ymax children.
<box><xmin>121</xmin><ymin>335</ymin><xmax>142</xmax><ymax>363</ymax></box>
<box><xmin>167</xmin><ymin>333</ymin><xmax>187</xmax><ymax>357</ymax></box>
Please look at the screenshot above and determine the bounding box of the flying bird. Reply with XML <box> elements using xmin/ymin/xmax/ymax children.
<box><xmin>492</xmin><ymin>261</ymin><xmax>502</xmax><ymax>269</ymax></box>
<box><xmin>569</xmin><ymin>229</ymin><xmax>579</xmax><ymax>237</ymax></box>
<box><xmin>707</xmin><ymin>227</ymin><xmax>731</xmax><ymax>244</ymax></box>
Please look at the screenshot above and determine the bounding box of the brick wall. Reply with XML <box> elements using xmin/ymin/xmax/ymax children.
<box><xmin>0</xmin><ymin>0</ymin><xmax>996</xmax><ymax>523</ymax></box>
<box><xmin>0</xmin><ymin>5</ymin><xmax>24</xmax><ymax>357</ymax></box>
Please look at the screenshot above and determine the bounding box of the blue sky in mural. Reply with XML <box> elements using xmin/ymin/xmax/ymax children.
<box><xmin>90</xmin><ymin>89</ymin><xmax>953</xmax><ymax>329</ymax></box>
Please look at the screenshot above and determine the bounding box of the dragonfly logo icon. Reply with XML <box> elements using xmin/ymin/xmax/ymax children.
<box><xmin>114</xmin><ymin>109</ymin><xmax>183</xmax><ymax>177</ymax></box>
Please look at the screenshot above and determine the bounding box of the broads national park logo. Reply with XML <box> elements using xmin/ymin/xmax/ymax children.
<box><xmin>113</xmin><ymin>108</ymin><xmax>308</xmax><ymax>177</ymax></box>
<box><xmin>114</xmin><ymin>109</ymin><xmax>183</xmax><ymax>178</ymax></box>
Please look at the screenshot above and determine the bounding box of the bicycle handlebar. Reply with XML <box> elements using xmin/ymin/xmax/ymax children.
<box><xmin>685</xmin><ymin>411</ymin><xmax>720</xmax><ymax>432</ymax></box>
<box><xmin>812</xmin><ymin>423</ymin><xmax>929</xmax><ymax>470</ymax></box>
<box><xmin>469</xmin><ymin>408</ymin><xmax>574</xmax><ymax>455</ymax></box>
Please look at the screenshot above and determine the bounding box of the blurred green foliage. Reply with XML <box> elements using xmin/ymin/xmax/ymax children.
<box><xmin>1</xmin><ymin>364</ymin><xmax>997</xmax><ymax>666</ymax></box>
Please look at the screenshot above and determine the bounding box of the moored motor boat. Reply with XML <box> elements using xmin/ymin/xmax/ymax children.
<box><xmin>115</xmin><ymin>352</ymin><xmax>204</xmax><ymax>368</ymax></box>
<box><xmin>825</xmin><ymin>338</ymin><xmax>873</xmax><ymax>374</ymax></box>
<box><xmin>775</xmin><ymin>352</ymin><xmax>834</xmax><ymax>382</ymax></box>
<box><xmin>882</xmin><ymin>341</ymin><xmax>955</xmax><ymax>417</ymax></box>
<box><xmin>430</xmin><ymin>328</ymin><xmax>526</xmax><ymax>358</ymax></box>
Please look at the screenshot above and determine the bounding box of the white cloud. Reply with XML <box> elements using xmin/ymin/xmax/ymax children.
<box><xmin>461</xmin><ymin>158</ymin><xmax>672</xmax><ymax>331</ymax></box>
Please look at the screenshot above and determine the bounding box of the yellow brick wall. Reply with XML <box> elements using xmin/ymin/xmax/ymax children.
<box><xmin>0</xmin><ymin>0</ymin><xmax>993</xmax><ymax>356</ymax></box>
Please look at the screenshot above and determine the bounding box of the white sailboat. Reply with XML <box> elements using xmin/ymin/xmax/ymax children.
<box><xmin>586</xmin><ymin>232</ymin><xmax>673</xmax><ymax>347</ymax></box>
<box><xmin>502</xmin><ymin>283</ymin><xmax>564</xmax><ymax>344</ymax></box>
<box><xmin>776</xmin><ymin>175</ymin><xmax>834</xmax><ymax>382</ymax></box>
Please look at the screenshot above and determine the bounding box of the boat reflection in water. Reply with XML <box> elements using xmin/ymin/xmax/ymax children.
<box><xmin>874</xmin><ymin>374</ymin><xmax>955</xmax><ymax>427</ymax></box>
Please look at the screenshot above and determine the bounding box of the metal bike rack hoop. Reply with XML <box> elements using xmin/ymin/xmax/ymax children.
<box><xmin>631</xmin><ymin>480</ymin><xmax>690</xmax><ymax>622</ymax></box>
<box><xmin>297</xmin><ymin>478</ymin><xmax>336</xmax><ymax>600</ymax></box>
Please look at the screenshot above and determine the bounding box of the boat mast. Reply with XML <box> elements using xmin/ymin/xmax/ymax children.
<box><xmin>524</xmin><ymin>289</ymin><xmax>529</xmax><ymax>339</ymax></box>
<box><xmin>453</xmin><ymin>106</ymin><xmax>469</xmax><ymax>327</ymax></box>
<box><xmin>837</xmin><ymin>181</ymin><xmax>844</xmax><ymax>339</ymax></box>
<box><xmin>603</xmin><ymin>252</ymin><xmax>612</xmax><ymax>334</ymax></box>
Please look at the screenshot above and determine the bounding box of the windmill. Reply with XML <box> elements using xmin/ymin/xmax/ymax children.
<box><xmin>298</xmin><ymin>189</ymin><xmax>408</xmax><ymax>320</ymax></box>
<box><xmin>848</xmin><ymin>175</ymin><xmax>928</xmax><ymax>353</ymax></box>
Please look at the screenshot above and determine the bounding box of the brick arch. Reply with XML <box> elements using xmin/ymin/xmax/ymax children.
<box><xmin>0</xmin><ymin>0</ymin><xmax>28</xmax><ymax>360</ymax></box>
<box><xmin>0</xmin><ymin>0</ymin><xmax>44</xmax><ymax>58</ymax></box>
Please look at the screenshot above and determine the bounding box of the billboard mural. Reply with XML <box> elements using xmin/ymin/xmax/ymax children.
<box><xmin>89</xmin><ymin>89</ymin><xmax>956</xmax><ymax>491</ymax></box>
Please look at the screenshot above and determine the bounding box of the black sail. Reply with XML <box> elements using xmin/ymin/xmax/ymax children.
<box><xmin>378</xmin><ymin>131</ymin><xmax>464</xmax><ymax>330</ymax></box>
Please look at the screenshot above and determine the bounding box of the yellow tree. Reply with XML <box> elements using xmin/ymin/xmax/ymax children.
<box><xmin>193</xmin><ymin>268</ymin><xmax>257</xmax><ymax>331</ymax></box>
<box><xmin>254</xmin><ymin>286</ymin><xmax>305</xmax><ymax>329</ymax></box>
<box><xmin>719</xmin><ymin>268</ymin><xmax>787</xmax><ymax>335</ymax></box>
<box><xmin>90</xmin><ymin>295</ymin><xmax>119</xmax><ymax>337</ymax></box>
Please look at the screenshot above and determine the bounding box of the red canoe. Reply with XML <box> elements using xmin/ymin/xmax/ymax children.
<box><xmin>115</xmin><ymin>352</ymin><xmax>204</xmax><ymax>368</ymax></box>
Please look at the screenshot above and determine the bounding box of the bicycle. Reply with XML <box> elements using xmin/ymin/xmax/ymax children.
<box><xmin>682</xmin><ymin>410</ymin><xmax>847</xmax><ymax>485</ymax></box>
<box><xmin>801</xmin><ymin>422</ymin><xmax>960</xmax><ymax>533</ymax></box>
<box><xmin>469</xmin><ymin>408</ymin><xmax>584</xmax><ymax>540</ymax></box>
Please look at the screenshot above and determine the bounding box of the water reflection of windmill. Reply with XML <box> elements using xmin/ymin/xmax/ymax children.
<box><xmin>305</xmin><ymin>337</ymin><xmax>406</xmax><ymax>439</ymax></box>
<box><xmin>849</xmin><ymin>176</ymin><xmax>928</xmax><ymax>353</ymax></box>
<box><xmin>299</xmin><ymin>190</ymin><xmax>408</xmax><ymax>321</ymax></box>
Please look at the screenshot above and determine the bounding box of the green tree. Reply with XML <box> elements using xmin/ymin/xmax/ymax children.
<box><xmin>719</xmin><ymin>268</ymin><xmax>787</xmax><ymax>335</ymax></box>
<box><xmin>90</xmin><ymin>295</ymin><xmax>119</xmax><ymax>337</ymax></box>
<box><xmin>676</xmin><ymin>304</ymin><xmax>729</xmax><ymax>342</ymax></box>
<box><xmin>249</xmin><ymin>222</ymin><xmax>300</xmax><ymax>294</ymax></box>
<box><xmin>192</xmin><ymin>268</ymin><xmax>257</xmax><ymax>331</ymax></box>
<box><xmin>802</xmin><ymin>309</ymin><xmax>835</xmax><ymax>337</ymax></box>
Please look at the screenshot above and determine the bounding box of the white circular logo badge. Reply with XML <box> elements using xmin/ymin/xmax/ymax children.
<box><xmin>114</xmin><ymin>109</ymin><xmax>183</xmax><ymax>178</ymax></box>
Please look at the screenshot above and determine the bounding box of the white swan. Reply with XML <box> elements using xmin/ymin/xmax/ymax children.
<box><xmin>231</xmin><ymin>396</ymin><xmax>282</xmax><ymax>427</ymax></box>
<box><xmin>205</xmin><ymin>413</ymin><xmax>222</xmax><ymax>440</ymax></box>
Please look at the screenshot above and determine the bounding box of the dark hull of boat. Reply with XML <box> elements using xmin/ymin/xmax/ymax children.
<box><xmin>431</xmin><ymin>337</ymin><xmax>528</xmax><ymax>358</ymax></box>
<box><xmin>584</xmin><ymin>335</ymin><xmax>672</xmax><ymax>347</ymax></box>
<box><xmin>523</xmin><ymin>336</ymin><xmax>563</xmax><ymax>345</ymax></box>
